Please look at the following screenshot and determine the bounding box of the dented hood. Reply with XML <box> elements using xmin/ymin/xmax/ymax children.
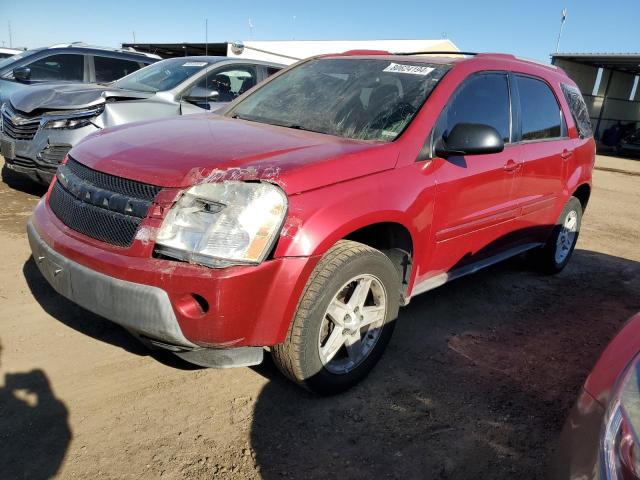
<box><xmin>9</xmin><ymin>83</ymin><xmax>153</xmax><ymax>114</ymax></box>
<box><xmin>70</xmin><ymin>114</ymin><xmax>399</xmax><ymax>194</ymax></box>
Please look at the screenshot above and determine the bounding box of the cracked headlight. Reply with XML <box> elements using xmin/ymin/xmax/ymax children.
<box><xmin>155</xmin><ymin>181</ymin><xmax>287</xmax><ymax>267</ymax></box>
<box><xmin>43</xmin><ymin>105</ymin><xmax>104</xmax><ymax>130</ymax></box>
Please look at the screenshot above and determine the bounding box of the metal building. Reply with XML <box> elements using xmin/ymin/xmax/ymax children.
<box><xmin>552</xmin><ymin>53</ymin><xmax>640</xmax><ymax>148</ymax></box>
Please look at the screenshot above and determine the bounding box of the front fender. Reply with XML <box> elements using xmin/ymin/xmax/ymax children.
<box><xmin>273</xmin><ymin>165</ymin><xmax>436</xmax><ymax>279</ymax></box>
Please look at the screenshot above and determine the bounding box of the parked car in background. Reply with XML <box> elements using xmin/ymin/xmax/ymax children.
<box><xmin>0</xmin><ymin>47</ymin><xmax>24</xmax><ymax>60</ymax></box>
<box><xmin>28</xmin><ymin>51</ymin><xmax>594</xmax><ymax>394</ymax></box>
<box><xmin>2</xmin><ymin>56</ymin><xmax>282</xmax><ymax>184</ymax></box>
<box><xmin>617</xmin><ymin>128</ymin><xmax>640</xmax><ymax>157</ymax></box>
<box><xmin>555</xmin><ymin>312</ymin><xmax>640</xmax><ymax>479</ymax></box>
<box><xmin>0</xmin><ymin>43</ymin><xmax>159</xmax><ymax>106</ymax></box>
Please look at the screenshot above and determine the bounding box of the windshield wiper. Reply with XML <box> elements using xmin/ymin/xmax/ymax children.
<box><xmin>230</xmin><ymin>114</ymin><xmax>325</xmax><ymax>135</ymax></box>
<box><xmin>284</xmin><ymin>124</ymin><xmax>325</xmax><ymax>134</ymax></box>
<box><xmin>230</xmin><ymin>113</ymin><xmax>252</xmax><ymax>121</ymax></box>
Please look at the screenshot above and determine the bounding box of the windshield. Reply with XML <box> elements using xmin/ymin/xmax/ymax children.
<box><xmin>114</xmin><ymin>58</ymin><xmax>210</xmax><ymax>92</ymax></box>
<box><xmin>0</xmin><ymin>48</ymin><xmax>43</xmax><ymax>71</ymax></box>
<box><xmin>228</xmin><ymin>58</ymin><xmax>450</xmax><ymax>141</ymax></box>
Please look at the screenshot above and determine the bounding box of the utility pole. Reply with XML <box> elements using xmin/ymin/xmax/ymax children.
<box><xmin>132</xmin><ymin>31</ymin><xmax>136</xmax><ymax>43</ymax></box>
<box><xmin>8</xmin><ymin>21</ymin><xmax>13</xmax><ymax>48</ymax></box>
<box><xmin>555</xmin><ymin>8</ymin><xmax>567</xmax><ymax>53</ymax></box>
<box><xmin>248</xmin><ymin>18</ymin><xmax>254</xmax><ymax>40</ymax></box>
<box><xmin>205</xmin><ymin>18</ymin><xmax>208</xmax><ymax>55</ymax></box>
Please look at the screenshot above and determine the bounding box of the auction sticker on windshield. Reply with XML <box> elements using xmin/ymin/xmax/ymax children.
<box><xmin>182</xmin><ymin>62</ymin><xmax>208</xmax><ymax>67</ymax></box>
<box><xmin>383</xmin><ymin>63</ymin><xmax>435</xmax><ymax>75</ymax></box>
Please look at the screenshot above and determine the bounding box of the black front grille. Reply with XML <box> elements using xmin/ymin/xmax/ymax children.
<box><xmin>38</xmin><ymin>144</ymin><xmax>72</xmax><ymax>165</ymax></box>
<box><xmin>49</xmin><ymin>158</ymin><xmax>162</xmax><ymax>247</ymax></box>
<box><xmin>66</xmin><ymin>158</ymin><xmax>161</xmax><ymax>201</ymax></box>
<box><xmin>1</xmin><ymin>105</ymin><xmax>41</xmax><ymax>140</ymax></box>
<box><xmin>49</xmin><ymin>182</ymin><xmax>142</xmax><ymax>247</ymax></box>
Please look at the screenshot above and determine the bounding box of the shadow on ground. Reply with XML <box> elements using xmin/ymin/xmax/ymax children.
<box><xmin>249</xmin><ymin>249</ymin><xmax>640</xmax><ymax>479</ymax></box>
<box><xmin>22</xmin><ymin>257</ymin><xmax>201</xmax><ymax>371</ymax></box>
<box><xmin>0</xmin><ymin>339</ymin><xmax>71</xmax><ymax>479</ymax></box>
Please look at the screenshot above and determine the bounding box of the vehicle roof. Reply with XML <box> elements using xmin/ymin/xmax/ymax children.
<box><xmin>166</xmin><ymin>55</ymin><xmax>285</xmax><ymax>67</ymax></box>
<box><xmin>322</xmin><ymin>51</ymin><xmax>566</xmax><ymax>79</ymax></box>
<box><xmin>47</xmin><ymin>42</ymin><xmax>161</xmax><ymax>59</ymax></box>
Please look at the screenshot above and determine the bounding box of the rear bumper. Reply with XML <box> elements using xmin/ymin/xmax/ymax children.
<box><xmin>28</xmin><ymin>197</ymin><xmax>320</xmax><ymax>348</ymax></box>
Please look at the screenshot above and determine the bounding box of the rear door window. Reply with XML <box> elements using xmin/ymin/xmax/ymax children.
<box><xmin>26</xmin><ymin>54</ymin><xmax>84</xmax><ymax>81</ymax></box>
<box><xmin>94</xmin><ymin>56</ymin><xmax>142</xmax><ymax>82</ymax></box>
<box><xmin>560</xmin><ymin>83</ymin><xmax>593</xmax><ymax>137</ymax></box>
<box><xmin>434</xmin><ymin>72</ymin><xmax>511</xmax><ymax>144</ymax></box>
<box><xmin>515</xmin><ymin>75</ymin><xmax>566</xmax><ymax>141</ymax></box>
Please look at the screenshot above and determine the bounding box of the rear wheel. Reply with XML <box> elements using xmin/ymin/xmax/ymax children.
<box><xmin>530</xmin><ymin>196</ymin><xmax>582</xmax><ymax>274</ymax></box>
<box><xmin>272</xmin><ymin>240</ymin><xmax>400</xmax><ymax>395</ymax></box>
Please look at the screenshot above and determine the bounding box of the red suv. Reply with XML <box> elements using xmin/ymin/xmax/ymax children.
<box><xmin>27</xmin><ymin>52</ymin><xmax>595</xmax><ymax>394</ymax></box>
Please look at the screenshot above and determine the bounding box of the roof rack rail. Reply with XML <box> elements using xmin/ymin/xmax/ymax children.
<box><xmin>393</xmin><ymin>51</ymin><xmax>477</xmax><ymax>56</ymax></box>
<box><xmin>46</xmin><ymin>42</ymin><xmax>161</xmax><ymax>59</ymax></box>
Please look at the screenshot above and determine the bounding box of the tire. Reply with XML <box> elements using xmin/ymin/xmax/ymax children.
<box><xmin>272</xmin><ymin>240</ymin><xmax>401</xmax><ymax>395</ymax></box>
<box><xmin>530</xmin><ymin>196</ymin><xmax>583</xmax><ymax>274</ymax></box>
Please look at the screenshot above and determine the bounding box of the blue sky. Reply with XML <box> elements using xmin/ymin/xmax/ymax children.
<box><xmin>0</xmin><ymin>0</ymin><xmax>638</xmax><ymax>62</ymax></box>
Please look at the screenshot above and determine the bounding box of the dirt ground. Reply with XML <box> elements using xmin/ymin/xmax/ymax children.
<box><xmin>0</xmin><ymin>157</ymin><xmax>639</xmax><ymax>480</ymax></box>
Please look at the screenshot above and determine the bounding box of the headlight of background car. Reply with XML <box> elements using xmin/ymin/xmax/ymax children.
<box><xmin>155</xmin><ymin>181</ymin><xmax>287</xmax><ymax>267</ymax></box>
<box><xmin>602</xmin><ymin>353</ymin><xmax>640</xmax><ymax>479</ymax></box>
<box><xmin>43</xmin><ymin>105</ymin><xmax>104</xmax><ymax>130</ymax></box>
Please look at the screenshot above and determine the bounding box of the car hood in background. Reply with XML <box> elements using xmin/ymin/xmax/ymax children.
<box><xmin>70</xmin><ymin>114</ymin><xmax>399</xmax><ymax>195</ymax></box>
<box><xmin>9</xmin><ymin>83</ymin><xmax>154</xmax><ymax>114</ymax></box>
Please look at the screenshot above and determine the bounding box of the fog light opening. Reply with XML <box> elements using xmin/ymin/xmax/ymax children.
<box><xmin>175</xmin><ymin>293</ymin><xmax>210</xmax><ymax>318</ymax></box>
<box><xmin>191</xmin><ymin>293</ymin><xmax>209</xmax><ymax>314</ymax></box>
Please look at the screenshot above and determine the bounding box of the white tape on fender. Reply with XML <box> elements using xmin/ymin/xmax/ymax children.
<box><xmin>383</xmin><ymin>63</ymin><xmax>435</xmax><ymax>76</ymax></box>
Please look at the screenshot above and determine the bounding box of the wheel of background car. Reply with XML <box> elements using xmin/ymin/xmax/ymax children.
<box><xmin>529</xmin><ymin>196</ymin><xmax>582</xmax><ymax>274</ymax></box>
<box><xmin>272</xmin><ymin>240</ymin><xmax>400</xmax><ymax>395</ymax></box>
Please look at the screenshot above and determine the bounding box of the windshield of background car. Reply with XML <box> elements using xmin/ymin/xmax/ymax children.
<box><xmin>228</xmin><ymin>58</ymin><xmax>451</xmax><ymax>141</ymax></box>
<box><xmin>113</xmin><ymin>58</ymin><xmax>210</xmax><ymax>92</ymax></box>
<box><xmin>0</xmin><ymin>48</ymin><xmax>43</xmax><ymax>72</ymax></box>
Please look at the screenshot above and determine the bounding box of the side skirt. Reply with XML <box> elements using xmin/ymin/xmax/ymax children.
<box><xmin>406</xmin><ymin>242</ymin><xmax>544</xmax><ymax>303</ymax></box>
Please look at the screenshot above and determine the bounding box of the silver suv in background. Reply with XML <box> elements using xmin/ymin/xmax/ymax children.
<box><xmin>1</xmin><ymin>56</ymin><xmax>283</xmax><ymax>184</ymax></box>
<box><xmin>0</xmin><ymin>43</ymin><xmax>160</xmax><ymax>105</ymax></box>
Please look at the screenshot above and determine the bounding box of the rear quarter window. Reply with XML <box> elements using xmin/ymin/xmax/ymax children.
<box><xmin>560</xmin><ymin>83</ymin><xmax>593</xmax><ymax>138</ymax></box>
<box><xmin>516</xmin><ymin>75</ymin><xmax>566</xmax><ymax>141</ymax></box>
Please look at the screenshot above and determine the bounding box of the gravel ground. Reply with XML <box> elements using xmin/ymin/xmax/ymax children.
<box><xmin>0</xmin><ymin>157</ymin><xmax>639</xmax><ymax>479</ymax></box>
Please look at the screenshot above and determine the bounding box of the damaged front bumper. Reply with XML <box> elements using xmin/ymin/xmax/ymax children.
<box><xmin>27</xmin><ymin>218</ymin><xmax>266</xmax><ymax>367</ymax></box>
<box><xmin>27</xmin><ymin>197</ymin><xmax>319</xmax><ymax>367</ymax></box>
<box><xmin>2</xmin><ymin>123</ymin><xmax>98</xmax><ymax>185</ymax></box>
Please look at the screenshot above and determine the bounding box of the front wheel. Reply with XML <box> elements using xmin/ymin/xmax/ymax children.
<box><xmin>272</xmin><ymin>240</ymin><xmax>401</xmax><ymax>395</ymax></box>
<box><xmin>530</xmin><ymin>196</ymin><xmax>583</xmax><ymax>274</ymax></box>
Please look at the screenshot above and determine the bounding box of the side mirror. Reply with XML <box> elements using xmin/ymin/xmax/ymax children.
<box><xmin>435</xmin><ymin>122</ymin><xmax>504</xmax><ymax>158</ymax></box>
<box><xmin>13</xmin><ymin>66</ymin><xmax>31</xmax><ymax>82</ymax></box>
<box><xmin>183</xmin><ymin>87</ymin><xmax>219</xmax><ymax>104</ymax></box>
